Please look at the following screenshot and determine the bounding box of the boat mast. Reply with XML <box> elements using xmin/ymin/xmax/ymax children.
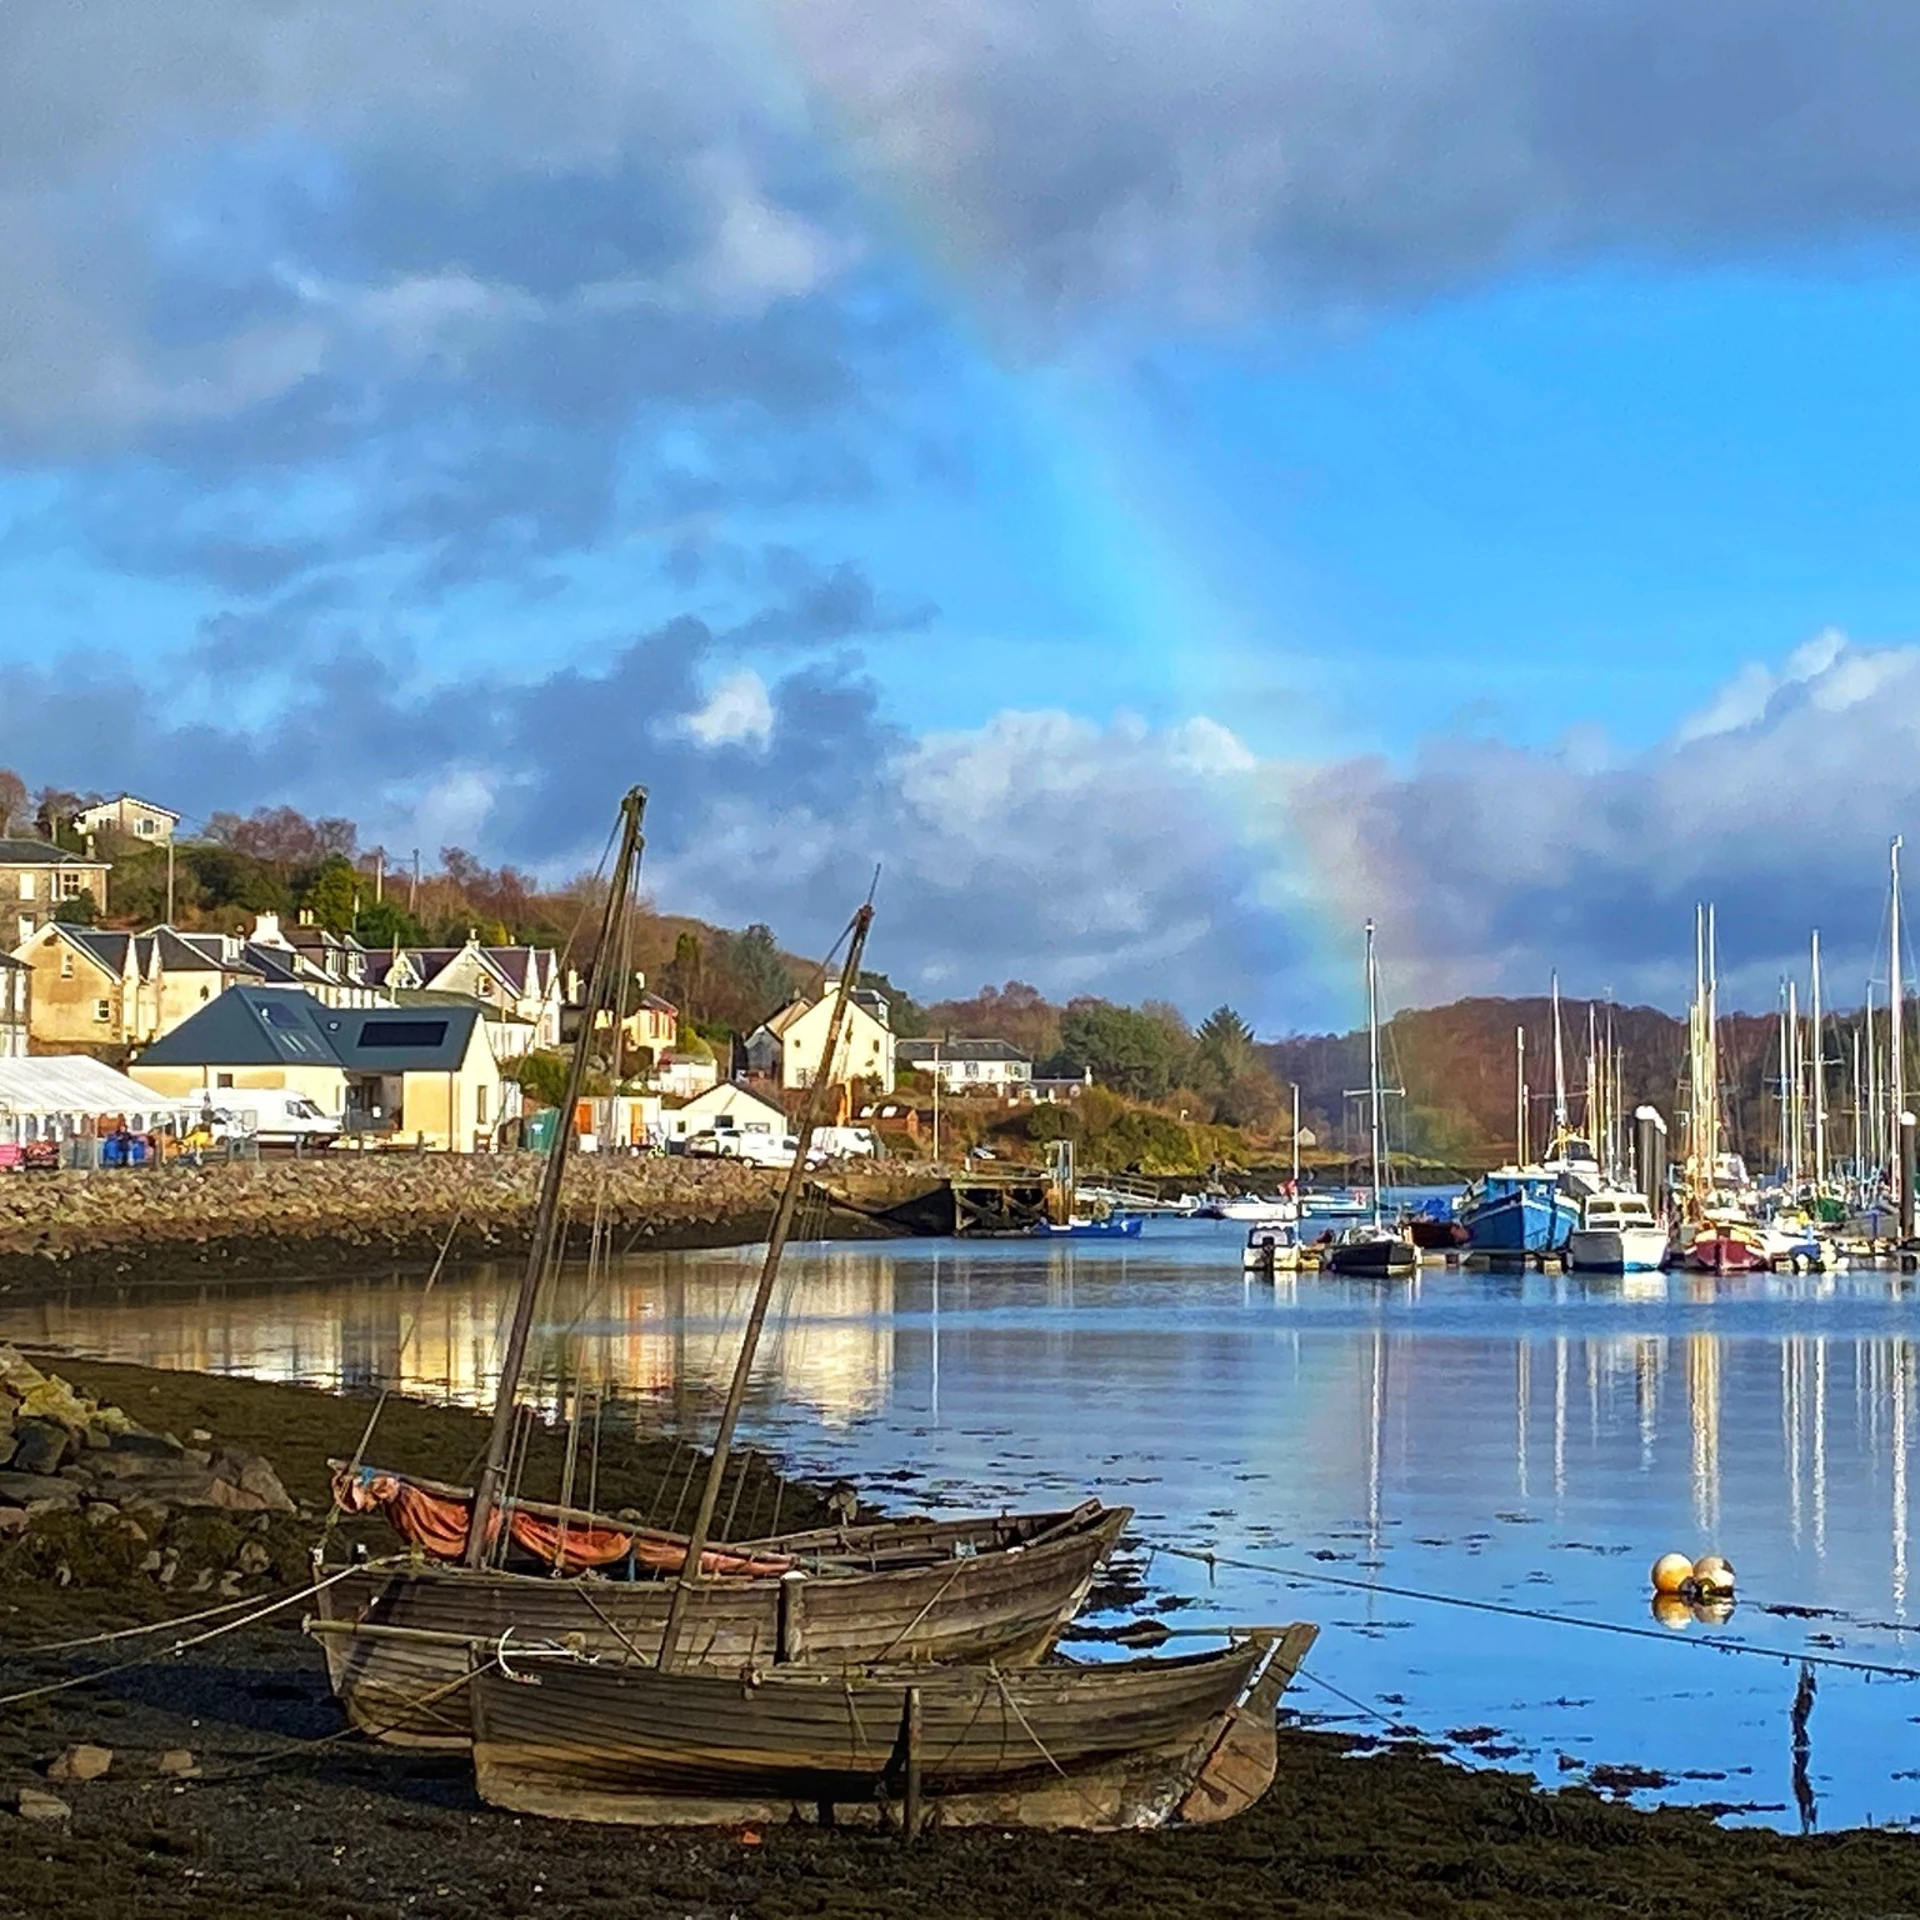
<box><xmin>1515</xmin><ymin>1025</ymin><xmax>1527</xmax><ymax>1166</ymax></box>
<box><xmin>1868</xmin><ymin>981</ymin><xmax>1882</xmax><ymax>1181</ymax></box>
<box><xmin>1894</xmin><ymin>836</ymin><xmax>1906</xmax><ymax>1207</ymax></box>
<box><xmin>1787</xmin><ymin>978</ymin><xmax>1802</xmax><ymax>1191</ymax></box>
<box><xmin>1811</xmin><ymin>930</ymin><xmax>1826</xmax><ymax>1190</ymax></box>
<box><xmin>1365</xmin><ymin>918</ymin><xmax>1384</xmax><ymax>1230</ymax></box>
<box><xmin>1777</xmin><ymin>981</ymin><xmax>1791</xmax><ymax>1185</ymax></box>
<box><xmin>657</xmin><ymin>904</ymin><xmax>875</xmax><ymax>1668</ymax></box>
<box><xmin>1550</xmin><ymin>972</ymin><xmax>1569</xmax><ymax>1143</ymax></box>
<box><xmin>466</xmin><ymin>786</ymin><xmax>648</xmax><ymax>1568</ymax></box>
<box><xmin>1290</xmin><ymin>1083</ymin><xmax>1301</xmax><ymax>1188</ymax></box>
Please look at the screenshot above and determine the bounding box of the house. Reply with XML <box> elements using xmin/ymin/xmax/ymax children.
<box><xmin>652</xmin><ymin>1046</ymin><xmax>720</xmax><ymax>1100</ymax></box>
<box><xmin>664</xmin><ymin>1081</ymin><xmax>789</xmax><ymax>1143</ymax></box>
<box><xmin>0</xmin><ymin>954</ymin><xmax>27</xmax><ymax>1060</ymax></box>
<box><xmin>614</xmin><ymin>988</ymin><xmax>679</xmax><ymax>1060</ymax></box>
<box><xmin>744</xmin><ymin>982</ymin><xmax>896</xmax><ymax>1094</ymax></box>
<box><xmin>1</xmin><ymin>839</ymin><xmax>110</xmax><ymax>949</ymax></box>
<box><xmin>10</xmin><ymin>922</ymin><xmax>272</xmax><ymax>1050</ymax></box>
<box><xmin>369</xmin><ymin>936</ymin><xmax>564</xmax><ymax>1047</ymax></box>
<box><xmin>129</xmin><ymin>986</ymin><xmax>509</xmax><ymax>1152</ymax></box>
<box><xmin>73</xmin><ymin>795</ymin><xmax>181</xmax><ymax>845</ymax></box>
<box><xmin>896</xmin><ymin>1038</ymin><xmax>1033</xmax><ymax>1093</ymax></box>
<box><xmin>1026</xmin><ymin>1070</ymin><xmax>1096</xmax><ymax>1104</ymax></box>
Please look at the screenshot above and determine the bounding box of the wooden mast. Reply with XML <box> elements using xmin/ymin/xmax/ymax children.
<box><xmin>1893</xmin><ymin>836</ymin><xmax>1905</xmax><ymax>1207</ymax></box>
<box><xmin>465</xmin><ymin>786</ymin><xmax>647</xmax><ymax>1567</ymax></box>
<box><xmin>1364</xmin><ymin>918</ymin><xmax>1384</xmax><ymax>1231</ymax></box>
<box><xmin>1811</xmin><ymin>930</ymin><xmax>1826</xmax><ymax>1191</ymax></box>
<box><xmin>657</xmin><ymin>902</ymin><xmax>875</xmax><ymax>1668</ymax></box>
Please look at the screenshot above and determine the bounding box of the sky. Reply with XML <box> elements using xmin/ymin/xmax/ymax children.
<box><xmin>8</xmin><ymin>2</ymin><xmax>1920</xmax><ymax>1030</ymax></box>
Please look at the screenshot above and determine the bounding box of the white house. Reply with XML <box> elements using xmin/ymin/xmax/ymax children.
<box><xmin>896</xmin><ymin>1038</ymin><xmax>1033</xmax><ymax>1093</ymax></box>
<box><xmin>664</xmin><ymin>1081</ymin><xmax>789</xmax><ymax>1142</ymax></box>
<box><xmin>73</xmin><ymin>795</ymin><xmax>181</xmax><ymax>845</ymax></box>
<box><xmin>744</xmin><ymin>983</ymin><xmax>895</xmax><ymax>1094</ymax></box>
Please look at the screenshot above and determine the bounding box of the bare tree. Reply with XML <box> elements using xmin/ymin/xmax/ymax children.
<box><xmin>0</xmin><ymin>769</ymin><xmax>25</xmax><ymax>837</ymax></box>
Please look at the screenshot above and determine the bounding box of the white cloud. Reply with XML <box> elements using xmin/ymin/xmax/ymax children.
<box><xmin>680</xmin><ymin>668</ymin><xmax>775</xmax><ymax>748</ymax></box>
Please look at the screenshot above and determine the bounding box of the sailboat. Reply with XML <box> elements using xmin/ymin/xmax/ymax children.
<box><xmin>309</xmin><ymin>794</ymin><xmax>1129</xmax><ymax>1747</ymax></box>
<box><xmin>1674</xmin><ymin>904</ymin><xmax>1768</xmax><ymax>1274</ymax></box>
<box><xmin>1323</xmin><ymin>921</ymin><xmax>1418</xmax><ymax>1278</ymax></box>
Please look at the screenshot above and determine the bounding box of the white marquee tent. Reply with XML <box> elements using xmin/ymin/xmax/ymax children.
<box><xmin>0</xmin><ymin>1056</ymin><xmax>199</xmax><ymax>1147</ymax></box>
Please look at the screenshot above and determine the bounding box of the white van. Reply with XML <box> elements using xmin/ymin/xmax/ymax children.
<box><xmin>202</xmin><ymin>1091</ymin><xmax>342</xmax><ymax>1147</ymax></box>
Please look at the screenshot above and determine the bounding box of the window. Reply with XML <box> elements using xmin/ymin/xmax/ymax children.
<box><xmin>137</xmin><ymin>818</ymin><xmax>155</xmax><ymax>836</ymax></box>
<box><xmin>476</xmin><ymin>1085</ymin><xmax>489</xmax><ymax>1128</ymax></box>
<box><xmin>58</xmin><ymin>952</ymin><xmax>72</xmax><ymax>980</ymax></box>
<box><xmin>258</xmin><ymin>1002</ymin><xmax>305</xmax><ymax>1030</ymax></box>
<box><xmin>15</xmin><ymin>874</ymin><xmax>32</xmax><ymax>901</ymax></box>
<box><xmin>358</xmin><ymin>1019</ymin><xmax>449</xmax><ymax>1048</ymax></box>
<box><xmin>56</xmin><ymin>872</ymin><xmax>85</xmax><ymax>900</ymax></box>
<box><xmin>92</xmin><ymin>999</ymin><xmax>110</xmax><ymax>1023</ymax></box>
<box><xmin>216</xmin><ymin>1073</ymin><xmax>234</xmax><ymax>1089</ymax></box>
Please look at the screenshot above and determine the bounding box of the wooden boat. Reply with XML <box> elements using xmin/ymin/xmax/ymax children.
<box><xmin>310</xmin><ymin>1495</ymin><xmax>1131</xmax><ymax>1748</ymax></box>
<box><xmin>1323</xmin><ymin>1227</ymin><xmax>1418</xmax><ymax>1278</ymax></box>
<box><xmin>467</xmin><ymin>1622</ymin><xmax>1318</xmax><ymax>1831</ymax></box>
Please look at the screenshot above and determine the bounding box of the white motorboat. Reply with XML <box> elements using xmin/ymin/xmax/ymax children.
<box><xmin>1567</xmin><ymin>1188</ymin><xmax>1669</xmax><ymax>1272</ymax></box>
<box><xmin>1299</xmin><ymin>1189</ymin><xmax>1369</xmax><ymax>1218</ymax></box>
<box><xmin>1217</xmin><ymin>1195</ymin><xmax>1299</xmax><ymax>1224</ymax></box>
<box><xmin>1242</xmin><ymin>1223</ymin><xmax>1300</xmax><ymax>1274</ymax></box>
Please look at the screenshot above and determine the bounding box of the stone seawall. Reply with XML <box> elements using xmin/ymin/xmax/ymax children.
<box><xmin>0</xmin><ymin>1156</ymin><xmax>936</xmax><ymax>1292</ymax></box>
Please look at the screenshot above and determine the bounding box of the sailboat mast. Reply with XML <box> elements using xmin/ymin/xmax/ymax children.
<box><xmin>1777</xmin><ymin>982</ymin><xmax>1791</xmax><ymax>1182</ymax></box>
<box><xmin>1894</xmin><ymin>836</ymin><xmax>1906</xmax><ymax>1203</ymax></box>
<box><xmin>466</xmin><ymin>786</ymin><xmax>648</xmax><ymax>1567</ymax></box>
<box><xmin>657</xmin><ymin>903</ymin><xmax>876</xmax><ymax>1667</ymax></box>
<box><xmin>1291</xmin><ymin>1083</ymin><xmax>1301</xmax><ymax>1188</ymax></box>
<box><xmin>1868</xmin><ymin>981</ymin><xmax>1882</xmax><ymax>1180</ymax></box>
<box><xmin>1366</xmin><ymin>919</ymin><xmax>1384</xmax><ymax>1230</ymax></box>
<box><xmin>1515</xmin><ymin>1025</ymin><xmax>1527</xmax><ymax>1165</ymax></box>
<box><xmin>1811</xmin><ymin>930</ymin><xmax>1826</xmax><ymax>1189</ymax></box>
<box><xmin>1551</xmin><ymin>972</ymin><xmax>1568</xmax><ymax>1139</ymax></box>
<box><xmin>1787</xmin><ymin>978</ymin><xmax>1802</xmax><ymax>1189</ymax></box>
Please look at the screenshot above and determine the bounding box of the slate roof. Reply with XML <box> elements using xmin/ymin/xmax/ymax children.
<box><xmin>897</xmin><ymin>1038</ymin><xmax>1032</xmax><ymax>1066</ymax></box>
<box><xmin>0</xmin><ymin>838</ymin><xmax>109</xmax><ymax>869</ymax></box>
<box><xmin>135</xmin><ymin>986</ymin><xmax>484</xmax><ymax>1074</ymax></box>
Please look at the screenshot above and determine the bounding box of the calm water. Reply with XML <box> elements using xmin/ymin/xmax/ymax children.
<box><xmin>7</xmin><ymin>1217</ymin><xmax>1920</xmax><ymax>1830</ymax></box>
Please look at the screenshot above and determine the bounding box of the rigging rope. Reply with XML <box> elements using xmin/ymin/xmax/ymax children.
<box><xmin>1161</xmin><ymin>1543</ymin><xmax>1920</xmax><ymax>1682</ymax></box>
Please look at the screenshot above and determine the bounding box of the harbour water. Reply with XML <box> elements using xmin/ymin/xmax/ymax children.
<box><xmin>7</xmin><ymin>1216</ymin><xmax>1920</xmax><ymax>1830</ymax></box>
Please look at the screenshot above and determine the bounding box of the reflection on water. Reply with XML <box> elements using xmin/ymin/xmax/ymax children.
<box><xmin>10</xmin><ymin>1222</ymin><xmax>1920</xmax><ymax>1830</ymax></box>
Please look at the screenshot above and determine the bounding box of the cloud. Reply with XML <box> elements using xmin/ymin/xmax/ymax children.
<box><xmin>681</xmin><ymin>669</ymin><xmax>775</xmax><ymax>748</ymax></box>
<box><xmin>1281</xmin><ymin>631</ymin><xmax>1920</xmax><ymax>1014</ymax></box>
<box><xmin>778</xmin><ymin>0</ymin><xmax>1920</xmax><ymax>324</ymax></box>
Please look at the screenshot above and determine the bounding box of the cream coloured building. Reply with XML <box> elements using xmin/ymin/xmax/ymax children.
<box><xmin>743</xmin><ymin>983</ymin><xmax>895</xmax><ymax>1094</ymax></box>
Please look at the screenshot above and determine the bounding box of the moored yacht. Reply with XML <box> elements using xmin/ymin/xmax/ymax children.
<box><xmin>1459</xmin><ymin>1166</ymin><xmax>1581</xmax><ymax>1255</ymax></box>
<box><xmin>1566</xmin><ymin>1189</ymin><xmax>1668</xmax><ymax>1272</ymax></box>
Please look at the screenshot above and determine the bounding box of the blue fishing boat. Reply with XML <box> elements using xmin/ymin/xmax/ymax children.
<box><xmin>1032</xmin><ymin>1213</ymin><xmax>1145</xmax><ymax>1238</ymax></box>
<box><xmin>1458</xmin><ymin>1168</ymin><xmax>1580</xmax><ymax>1254</ymax></box>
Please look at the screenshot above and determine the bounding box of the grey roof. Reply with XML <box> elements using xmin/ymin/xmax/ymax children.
<box><xmin>391</xmin><ymin>987</ymin><xmax>532</xmax><ymax>1028</ymax></box>
<box><xmin>0</xmin><ymin>952</ymin><xmax>25</xmax><ymax>972</ymax></box>
<box><xmin>135</xmin><ymin>986</ymin><xmax>484</xmax><ymax>1074</ymax></box>
<box><xmin>897</xmin><ymin>1038</ymin><xmax>1032</xmax><ymax>1065</ymax></box>
<box><xmin>0</xmin><ymin>838</ymin><xmax>107</xmax><ymax>869</ymax></box>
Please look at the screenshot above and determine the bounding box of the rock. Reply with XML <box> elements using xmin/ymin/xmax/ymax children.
<box><xmin>154</xmin><ymin>1750</ymin><xmax>198</xmax><ymax>1778</ymax></box>
<box><xmin>17</xmin><ymin>1377</ymin><xmax>92</xmax><ymax>1430</ymax></box>
<box><xmin>187</xmin><ymin>1428</ymin><xmax>212</xmax><ymax>1446</ymax></box>
<box><xmin>234</xmin><ymin>1538</ymin><xmax>273</xmax><ymax>1576</ymax></box>
<box><xmin>0</xmin><ymin>1471</ymin><xmax>80</xmax><ymax>1510</ymax></box>
<box><xmin>106</xmin><ymin>1430</ymin><xmax>183</xmax><ymax>1459</ymax></box>
<box><xmin>14</xmin><ymin>1788</ymin><xmax>71</xmax><ymax>1823</ymax></box>
<box><xmin>47</xmin><ymin>1743</ymin><xmax>112</xmax><ymax>1783</ymax></box>
<box><xmin>8</xmin><ymin>1418</ymin><xmax>71</xmax><ymax>1475</ymax></box>
<box><xmin>0</xmin><ymin>1508</ymin><xmax>28</xmax><ymax>1533</ymax></box>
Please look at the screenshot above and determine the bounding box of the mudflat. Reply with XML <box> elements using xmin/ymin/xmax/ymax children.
<box><xmin>4</xmin><ymin>1361</ymin><xmax>1919</xmax><ymax>1920</ymax></box>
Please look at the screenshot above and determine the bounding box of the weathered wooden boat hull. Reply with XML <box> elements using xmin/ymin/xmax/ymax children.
<box><xmin>468</xmin><ymin>1622</ymin><xmax>1317</xmax><ymax>1831</ymax></box>
<box><xmin>313</xmin><ymin>1503</ymin><xmax>1131</xmax><ymax>1748</ymax></box>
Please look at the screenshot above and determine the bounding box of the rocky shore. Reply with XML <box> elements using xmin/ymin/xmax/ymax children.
<box><xmin>5</xmin><ymin>1360</ymin><xmax>1920</xmax><ymax>1917</ymax></box>
<box><xmin>0</xmin><ymin>1155</ymin><xmax>934</xmax><ymax>1294</ymax></box>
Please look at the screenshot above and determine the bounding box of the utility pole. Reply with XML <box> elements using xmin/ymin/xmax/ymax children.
<box><xmin>409</xmin><ymin>848</ymin><xmax>420</xmax><ymax>914</ymax></box>
<box><xmin>931</xmin><ymin>1038</ymin><xmax>941</xmax><ymax>1165</ymax></box>
<box><xmin>374</xmin><ymin>848</ymin><xmax>385</xmax><ymax>903</ymax></box>
<box><xmin>165</xmin><ymin>837</ymin><xmax>176</xmax><ymax>926</ymax></box>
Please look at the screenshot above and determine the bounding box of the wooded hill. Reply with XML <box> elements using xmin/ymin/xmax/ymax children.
<box><xmin>1263</xmin><ymin>995</ymin><xmax>1881</xmax><ymax>1177</ymax></box>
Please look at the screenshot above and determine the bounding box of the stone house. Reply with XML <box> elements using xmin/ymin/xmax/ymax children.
<box><xmin>0</xmin><ymin>953</ymin><xmax>27</xmax><ymax>1059</ymax></box>
<box><xmin>72</xmin><ymin>794</ymin><xmax>181</xmax><ymax>845</ymax></box>
<box><xmin>744</xmin><ymin>983</ymin><xmax>896</xmax><ymax>1094</ymax></box>
<box><xmin>1</xmin><ymin>839</ymin><xmax>110</xmax><ymax>949</ymax></box>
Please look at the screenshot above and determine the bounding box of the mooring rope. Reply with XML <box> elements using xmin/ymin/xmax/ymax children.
<box><xmin>1162</xmin><ymin>1543</ymin><xmax>1920</xmax><ymax>1682</ymax></box>
<box><xmin>0</xmin><ymin>1562</ymin><xmax>377</xmax><ymax>1708</ymax></box>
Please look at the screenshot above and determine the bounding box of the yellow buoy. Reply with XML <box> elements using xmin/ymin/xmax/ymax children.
<box><xmin>1692</xmin><ymin>1553</ymin><xmax>1736</xmax><ymax>1596</ymax></box>
<box><xmin>1650</xmin><ymin>1593</ymin><xmax>1693</xmax><ymax>1630</ymax></box>
<box><xmin>1651</xmin><ymin>1551</ymin><xmax>1695</xmax><ymax>1596</ymax></box>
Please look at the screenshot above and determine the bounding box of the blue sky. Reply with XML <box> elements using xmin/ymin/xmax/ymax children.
<box><xmin>8</xmin><ymin>1</ymin><xmax>1920</xmax><ymax>1028</ymax></box>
